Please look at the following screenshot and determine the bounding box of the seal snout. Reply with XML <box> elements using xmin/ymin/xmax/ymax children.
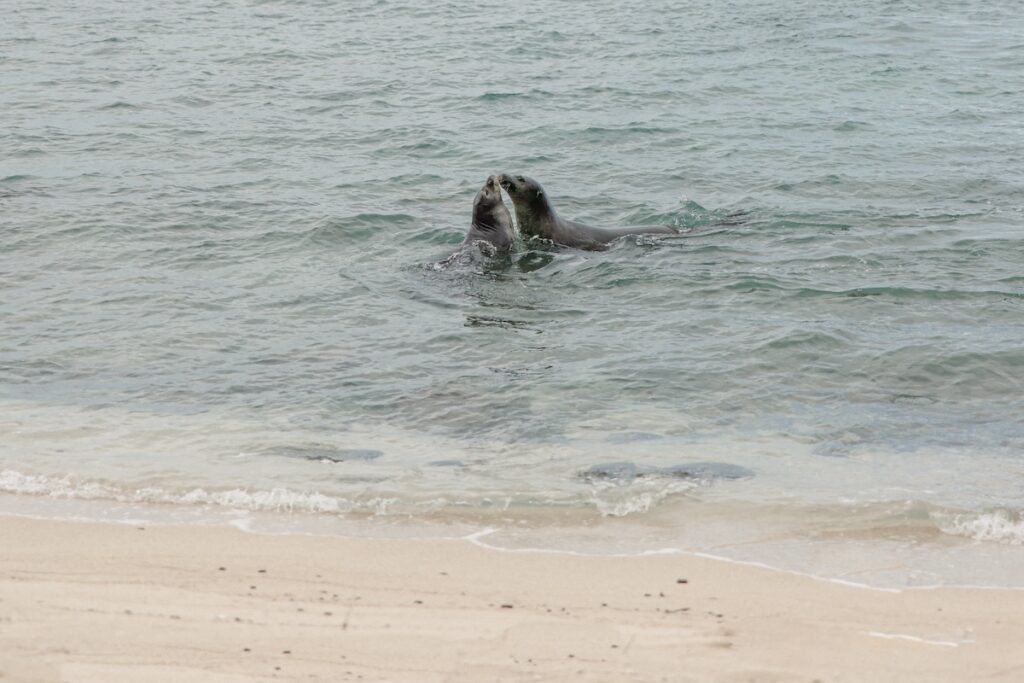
<box><xmin>497</xmin><ymin>173</ymin><xmax>513</xmax><ymax>191</ymax></box>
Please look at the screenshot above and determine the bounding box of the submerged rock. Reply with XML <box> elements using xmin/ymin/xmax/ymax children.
<box><xmin>581</xmin><ymin>461</ymin><xmax>753</xmax><ymax>484</ymax></box>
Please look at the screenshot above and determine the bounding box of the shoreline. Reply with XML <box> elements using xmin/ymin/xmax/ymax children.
<box><xmin>3</xmin><ymin>490</ymin><xmax>1024</xmax><ymax>592</ymax></box>
<box><xmin>3</xmin><ymin>516</ymin><xmax>1024</xmax><ymax>682</ymax></box>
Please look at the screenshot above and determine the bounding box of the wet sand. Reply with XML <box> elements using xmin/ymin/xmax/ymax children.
<box><xmin>1</xmin><ymin>515</ymin><xmax>1023</xmax><ymax>682</ymax></box>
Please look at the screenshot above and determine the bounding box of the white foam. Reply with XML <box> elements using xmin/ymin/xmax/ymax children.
<box><xmin>933</xmin><ymin>509</ymin><xmax>1024</xmax><ymax>545</ymax></box>
<box><xmin>0</xmin><ymin>469</ymin><xmax>395</xmax><ymax>515</ymax></box>
<box><xmin>0</xmin><ymin>470</ymin><xmax>119</xmax><ymax>498</ymax></box>
<box><xmin>589</xmin><ymin>479</ymin><xmax>696</xmax><ymax>517</ymax></box>
<box><xmin>866</xmin><ymin>632</ymin><xmax>966</xmax><ymax>647</ymax></box>
<box><xmin>0</xmin><ymin>465</ymin><xmax>698</xmax><ymax>523</ymax></box>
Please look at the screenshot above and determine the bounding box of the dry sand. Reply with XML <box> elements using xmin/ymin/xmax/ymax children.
<box><xmin>1</xmin><ymin>515</ymin><xmax>1023</xmax><ymax>682</ymax></box>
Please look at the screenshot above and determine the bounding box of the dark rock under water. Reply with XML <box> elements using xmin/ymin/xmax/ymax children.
<box><xmin>582</xmin><ymin>461</ymin><xmax>754</xmax><ymax>484</ymax></box>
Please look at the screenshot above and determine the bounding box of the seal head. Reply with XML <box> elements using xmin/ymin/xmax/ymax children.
<box><xmin>496</xmin><ymin>174</ymin><xmax>554</xmax><ymax>240</ymax></box>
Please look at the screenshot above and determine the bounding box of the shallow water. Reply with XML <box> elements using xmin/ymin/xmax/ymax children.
<box><xmin>2</xmin><ymin>0</ymin><xmax>1023</xmax><ymax>587</ymax></box>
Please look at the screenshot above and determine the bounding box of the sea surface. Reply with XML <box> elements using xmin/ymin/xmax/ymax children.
<box><xmin>2</xmin><ymin>0</ymin><xmax>1023</xmax><ymax>588</ymax></box>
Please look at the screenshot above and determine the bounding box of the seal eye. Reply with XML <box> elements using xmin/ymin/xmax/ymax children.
<box><xmin>517</xmin><ymin>176</ymin><xmax>525</xmax><ymax>182</ymax></box>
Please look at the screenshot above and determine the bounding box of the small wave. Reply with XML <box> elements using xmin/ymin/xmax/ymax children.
<box><xmin>0</xmin><ymin>465</ymin><xmax>739</xmax><ymax>521</ymax></box>
<box><xmin>769</xmin><ymin>285</ymin><xmax>1024</xmax><ymax>302</ymax></box>
<box><xmin>268</xmin><ymin>446</ymin><xmax>383</xmax><ymax>463</ymax></box>
<box><xmin>590</xmin><ymin>482</ymin><xmax>695</xmax><ymax>517</ymax></box>
<box><xmin>631</xmin><ymin>201</ymin><xmax>717</xmax><ymax>229</ymax></box>
<box><xmin>508</xmin><ymin>153</ymin><xmax>557</xmax><ymax>164</ymax></box>
<box><xmin>76</xmin><ymin>36</ymin><xmax>133</xmax><ymax>46</ymax></box>
<box><xmin>578</xmin><ymin>124</ymin><xmax>679</xmax><ymax>136</ymax></box>
<box><xmin>214</xmin><ymin>49</ymin><xmax>306</xmax><ymax>64</ymax></box>
<box><xmin>756</xmin><ymin>330</ymin><xmax>852</xmax><ymax>351</ymax></box>
<box><xmin>99</xmin><ymin>101</ymin><xmax>139</xmax><ymax>110</ymax></box>
<box><xmin>582</xmin><ymin>461</ymin><xmax>753</xmax><ymax>517</ymax></box>
<box><xmin>334</xmin><ymin>212</ymin><xmax>417</xmax><ymax>226</ymax></box>
<box><xmin>775</xmin><ymin>175</ymin><xmax>845</xmax><ymax>193</ymax></box>
<box><xmin>833</xmin><ymin>120</ymin><xmax>872</xmax><ymax>132</ymax></box>
<box><xmin>303</xmin><ymin>213</ymin><xmax>416</xmax><ymax>246</ymax></box>
<box><xmin>406</xmin><ymin>226</ymin><xmax>464</xmax><ymax>247</ymax></box>
<box><xmin>171</xmin><ymin>95</ymin><xmax>214</xmax><ymax>108</ymax></box>
<box><xmin>0</xmin><ymin>470</ymin><xmax>394</xmax><ymax>515</ymax></box>
<box><xmin>374</xmin><ymin>138</ymin><xmax>455</xmax><ymax>159</ymax></box>
<box><xmin>475</xmin><ymin>91</ymin><xmax>525</xmax><ymax>101</ymax></box>
<box><xmin>719</xmin><ymin>276</ymin><xmax>788</xmax><ymax>293</ymax></box>
<box><xmin>333</xmin><ymin>173</ymin><xmax>444</xmax><ymax>191</ymax></box>
<box><xmin>574</xmin><ymin>84</ymin><xmax>631</xmax><ymax>95</ymax></box>
<box><xmin>933</xmin><ymin>509</ymin><xmax>1024</xmax><ymax>545</ymax></box>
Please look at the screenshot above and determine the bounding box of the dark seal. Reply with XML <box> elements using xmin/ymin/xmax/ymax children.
<box><xmin>438</xmin><ymin>175</ymin><xmax>516</xmax><ymax>268</ymax></box>
<box><xmin>462</xmin><ymin>174</ymin><xmax>515</xmax><ymax>253</ymax></box>
<box><xmin>498</xmin><ymin>174</ymin><xmax>679</xmax><ymax>250</ymax></box>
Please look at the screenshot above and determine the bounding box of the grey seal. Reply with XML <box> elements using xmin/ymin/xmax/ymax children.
<box><xmin>462</xmin><ymin>174</ymin><xmax>515</xmax><ymax>253</ymax></box>
<box><xmin>497</xmin><ymin>174</ymin><xmax>679</xmax><ymax>250</ymax></box>
<box><xmin>437</xmin><ymin>175</ymin><xmax>516</xmax><ymax>269</ymax></box>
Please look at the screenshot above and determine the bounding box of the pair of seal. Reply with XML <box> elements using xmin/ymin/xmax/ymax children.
<box><xmin>498</xmin><ymin>174</ymin><xmax>679</xmax><ymax>251</ymax></box>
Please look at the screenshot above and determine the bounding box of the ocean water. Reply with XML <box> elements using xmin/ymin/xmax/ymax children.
<box><xmin>2</xmin><ymin>0</ymin><xmax>1023</xmax><ymax>587</ymax></box>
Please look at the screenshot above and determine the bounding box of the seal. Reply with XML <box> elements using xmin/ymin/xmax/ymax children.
<box><xmin>461</xmin><ymin>174</ymin><xmax>515</xmax><ymax>253</ymax></box>
<box><xmin>497</xmin><ymin>174</ymin><xmax>679</xmax><ymax>250</ymax></box>
<box><xmin>436</xmin><ymin>175</ymin><xmax>516</xmax><ymax>269</ymax></box>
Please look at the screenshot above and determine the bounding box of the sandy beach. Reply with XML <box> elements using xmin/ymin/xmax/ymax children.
<box><xmin>0</xmin><ymin>516</ymin><xmax>1021</xmax><ymax>682</ymax></box>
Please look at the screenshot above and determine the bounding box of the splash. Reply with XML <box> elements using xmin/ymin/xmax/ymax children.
<box><xmin>932</xmin><ymin>509</ymin><xmax>1024</xmax><ymax>545</ymax></box>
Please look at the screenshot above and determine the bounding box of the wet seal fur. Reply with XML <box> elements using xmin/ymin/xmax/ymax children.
<box><xmin>462</xmin><ymin>174</ymin><xmax>515</xmax><ymax>254</ymax></box>
<box><xmin>438</xmin><ymin>175</ymin><xmax>516</xmax><ymax>268</ymax></box>
<box><xmin>498</xmin><ymin>174</ymin><xmax>679</xmax><ymax>250</ymax></box>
